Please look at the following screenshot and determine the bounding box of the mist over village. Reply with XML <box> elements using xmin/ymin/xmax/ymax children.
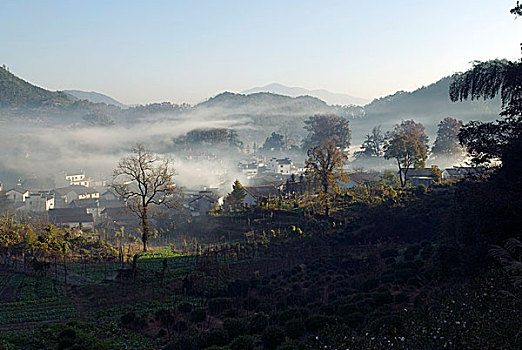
<box><xmin>1</xmin><ymin>1</ymin><xmax>522</xmax><ymax>349</ymax></box>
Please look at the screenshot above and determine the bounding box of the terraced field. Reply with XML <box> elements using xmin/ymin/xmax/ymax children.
<box><xmin>0</xmin><ymin>271</ymin><xmax>78</xmax><ymax>328</ymax></box>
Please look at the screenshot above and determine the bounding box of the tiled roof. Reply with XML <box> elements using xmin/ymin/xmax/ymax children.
<box><xmin>48</xmin><ymin>208</ymin><xmax>93</xmax><ymax>224</ymax></box>
<box><xmin>7</xmin><ymin>187</ymin><xmax>28</xmax><ymax>194</ymax></box>
<box><xmin>53</xmin><ymin>185</ymin><xmax>99</xmax><ymax>196</ymax></box>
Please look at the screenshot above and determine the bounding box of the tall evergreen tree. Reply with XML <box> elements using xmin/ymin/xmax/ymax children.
<box><xmin>227</xmin><ymin>179</ymin><xmax>246</xmax><ymax>205</ymax></box>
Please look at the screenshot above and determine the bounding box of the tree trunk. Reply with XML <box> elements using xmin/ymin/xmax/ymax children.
<box><xmin>141</xmin><ymin>206</ymin><xmax>150</xmax><ymax>252</ymax></box>
<box><xmin>323</xmin><ymin>183</ymin><xmax>330</xmax><ymax>217</ymax></box>
<box><xmin>397</xmin><ymin>159</ymin><xmax>405</xmax><ymax>187</ymax></box>
<box><xmin>63</xmin><ymin>256</ymin><xmax>67</xmax><ymax>285</ymax></box>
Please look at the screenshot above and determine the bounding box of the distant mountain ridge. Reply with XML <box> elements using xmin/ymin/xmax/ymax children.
<box><xmin>64</xmin><ymin>90</ymin><xmax>127</xmax><ymax>108</ymax></box>
<box><xmin>242</xmin><ymin>83</ymin><xmax>369</xmax><ymax>106</ymax></box>
<box><xmin>0</xmin><ymin>66</ymin><xmax>502</xmax><ymax>146</ymax></box>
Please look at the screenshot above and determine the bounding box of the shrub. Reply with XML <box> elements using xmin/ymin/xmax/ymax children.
<box><xmin>223</xmin><ymin>318</ymin><xmax>248</xmax><ymax>339</ymax></box>
<box><xmin>229</xmin><ymin>335</ymin><xmax>257</xmax><ymax>350</ymax></box>
<box><xmin>305</xmin><ymin>315</ymin><xmax>335</xmax><ymax>332</ymax></box>
<box><xmin>278</xmin><ymin>309</ymin><xmax>300</xmax><ymax>323</ymax></box>
<box><xmin>360</xmin><ymin>278</ymin><xmax>379</xmax><ymax>291</ymax></box>
<box><xmin>243</xmin><ymin>297</ymin><xmax>259</xmax><ymax>311</ymax></box>
<box><xmin>286</xmin><ymin>294</ymin><xmax>305</xmax><ymax>307</ymax></box>
<box><xmin>373</xmin><ymin>292</ymin><xmax>393</xmax><ymax>306</ymax></box>
<box><xmin>208</xmin><ymin>298</ymin><xmax>232</xmax><ymax>315</ymax></box>
<box><xmin>155</xmin><ymin>309</ymin><xmax>174</xmax><ymax>326</ymax></box>
<box><xmin>284</xmin><ymin>319</ymin><xmax>305</xmax><ymax>339</ymax></box>
<box><xmin>415</xmin><ymin>184</ymin><xmax>427</xmax><ymax>196</ymax></box>
<box><xmin>277</xmin><ymin>340</ymin><xmax>299</xmax><ymax>350</ymax></box>
<box><xmin>190</xmin><ymin>308</ymin><xmax>207</xmax><ymax>323</ymax></box>
<box><xmin>203</xmin><ymin>328</ymin><xmax>228</xmax><ymax>347</ymax></box>
<box><xmin>262</xmin><ymin>326</ymin><xmax>285</xmax><ymax>350</ymax></box>
<box><xmin>395</xmin><ymin>268</ymin><xmax>416</xmax><ymax>283</ymax></box>
<box><xmin>420</xmin><ymin>245</ymin><xmax>434</xmax><ymax>260</ymax></box>
<box><xmin>57</xmin><ymin>328</ymin><xmax>77</xmax><ymax>350</ymax></box>
<box><xmin>221</xmin><ymin>310</ymin><xmax>237</xmax><ymax>319</ymax></box>
<box><xmin>228</xmin><ymin>280</ymin><xmax>250</xmax><ymax>297</ymax></box>
<box><xmin>120</xmin><ymin>312</ymin><xmax>135</xmax><ymax>325</ymax></box>
<box><xmin>384</xmin><ymin>257</ymin><xmax>396</xmax><ymax>265</ymax></box>
<box><xmin>342</xmin><ymin>311</ymin><xmax>364</xmax><ymax>328</ymax></box>
<box><xmin>355</xmin><ymin>301</ymin><xmax>373</xmax><ymax>314</ymax></box>
<box><xmin>175</xmin><ymin>321</ymin><xmax>188</xmax><ymax>332</ymax></box>
<box><xmin>380</xmin><ymin>272</ymin><xmax>394</xmax><ymax>283</ymax></box>
<box><xmin>394</xmin><ymin>292</ymin><xmax>409</xmax><ymax>303</ymax></box>
<box><xmin>380</xmin><ymin>249</ymin><xmax>398</xmax><ymax>259</ymax></box>
<box><xmin>249</xmin><ymin>313</ymin><xmax>269</xmax><ymax>334</ymax></box>
<box><xmin>337</xmin><ymin>303</ymin><xmax>357</xmax><ymax>316</ymax></box>
<box><xmin>177</xmin><ymin>302</ymin><xmax>193</xmax><ymax>314</ymax></box>
<box><xmin>369</xmin><ymin>314</ymin><xmax>404</xmax><ymax>336</ymax></box>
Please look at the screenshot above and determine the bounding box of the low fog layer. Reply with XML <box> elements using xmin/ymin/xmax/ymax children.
<box><xmin>0</xmin><ymin>75</ymin><xmax>502</xmax><ymax>191</ymax></box>
<box><xmin>0</xmin><ymin>113</ymin><xmax>249</xmax><ymax>191</ymax></box>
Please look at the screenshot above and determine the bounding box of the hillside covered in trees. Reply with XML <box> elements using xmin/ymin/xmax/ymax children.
<box><xmin>0</xmin><ymin>66</ymin><xmax>74</xmax><ymax>108</ymax></box>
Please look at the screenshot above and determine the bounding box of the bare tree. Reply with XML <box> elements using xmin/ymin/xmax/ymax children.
<box><xmin>112</xmin><ymin>144</ymin><xmax>178</xmax><ymax>252</ymax></box>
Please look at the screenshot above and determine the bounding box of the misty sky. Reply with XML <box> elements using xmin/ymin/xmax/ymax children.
<box><xmin>1</xmin><ymin>0</ymin><xmax>521</xmax><ymax>105</ymax></box>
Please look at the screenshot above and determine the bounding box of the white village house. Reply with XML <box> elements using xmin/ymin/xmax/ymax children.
<box><xmin>268</xmin><ymin>158</ymin><xmax>294</xmax><ymax>175</ymax></box>
<box><xmin>441</xmin><ymin>167</ymin><xmax>484</xmax><ymax>181</ymax></box>
<box><xmin>53</xmin><ymin>185</ymin><xmax>100</xmax><ymax>207</ymax></box>
<box><xmin>65</xmin><ymin>170</ymin><xmax>91</xmax><ymax>187</ymax></box>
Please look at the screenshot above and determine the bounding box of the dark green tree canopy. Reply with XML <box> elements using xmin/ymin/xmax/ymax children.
<box><xmin>262</xmin><ymin>132</ymin><xmax>285</xmax><ymax>151</ymax></box>
<box><xmin>450</xmin><ymin>59</ymin><xmax>522</xmax><ymax>117</ymax></box>
<box><xmin>354</xmin><ymin>125</ymin><xmax>385</xmax><ymax>159</ymax></box>
<box><xmin>173</xmin><ymin>128</ymin><xmax>243</xmax><ymax>151</ymax></box>
<box><xmin>228</xmin><ymin>129</ymin><xmax>243</xmax><ymax>150</ymax></box>
<box><xmin>450</xmin><ymin>59</ymin><xmax>522</xmax><ymax>166</ymax></box>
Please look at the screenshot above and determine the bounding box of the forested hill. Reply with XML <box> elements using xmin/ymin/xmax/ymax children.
<box><xmin>0</xmin><ymin>66</ymin><xmax>74</xmax><ymax>108</ymax></box>
<box><xmin>197</xmin><ymin>91</ymin><xmax>335</xmax><ymax>116</ymax></box>
<box><xmin>193</xmin><ymin>92</ymin><xmax>363</xmax><ymax>144</ymax></box>
<box><xmin>364</xmin><ymin>76</ymin><xmax>501</xmax><ymax>123</ymax></box>
<box><xmin>351</xmin><ymin>76</ymin><xmax>502</xmax><ymax>141</ymax></box>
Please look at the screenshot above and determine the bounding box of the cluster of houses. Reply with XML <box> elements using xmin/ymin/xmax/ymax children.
<box><xmin>238</xmin><ymin>157</ymin><xmax>304</xmax><ymax>180</ymax></box>
<box><xmin>186</xmin><ymin>165</ymin><xmax>484</xmax><ymax>216</ymax></box>
<box><xmin>185</xmin><ymin>184</ymin><xmax>284</xmax><ymax>216</ymax></box>
<box><xmin>1</xmin><ymin>165</ymin><xmax>483</xmax><ymax>229</ymax></box>
<box><xmin>402</xmin><ymin>166</ymin><xmax>484</xmax><ymax>186</ymax></box>
<box><xmin>2</xmin><ymin>170</ymin><xmax>128</xmax><ymax>229</ymax></box>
